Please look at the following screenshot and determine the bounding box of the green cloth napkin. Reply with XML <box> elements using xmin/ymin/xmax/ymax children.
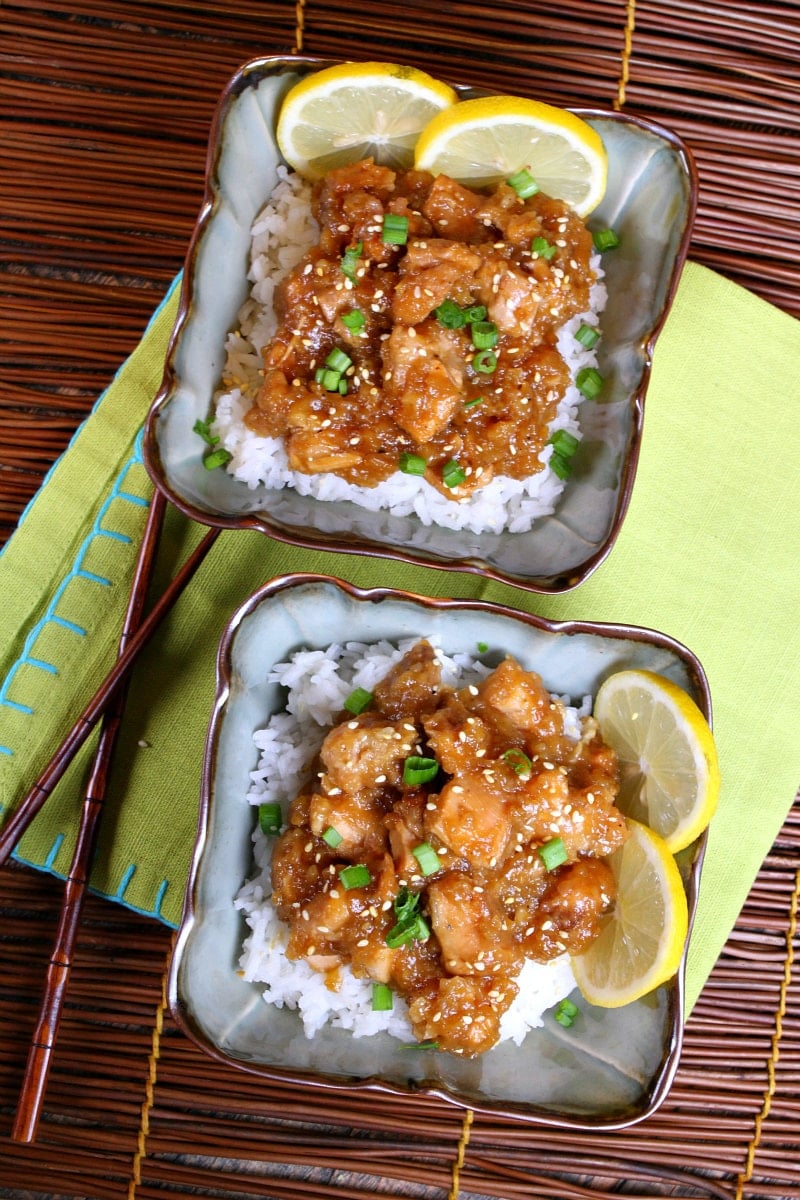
<box><xmin>1</xmin><ymin>262</ymin><xmax>798</xmax><ymax>1013</ymax></box>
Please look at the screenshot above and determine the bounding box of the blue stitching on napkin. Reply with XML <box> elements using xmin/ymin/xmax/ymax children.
<box><xmin>0</xmin><ymin>746</ymin><xmax>12</xmax><ymax>757</ymax></box>
<box><xmin>45</xmin><ymin>833</ymin><xmax>64</xmax><ymax>869</ymax></box>
<box><xmin>152</xmin><ymin>879</ymin><xmax>169</xmax><ymax>918</ymax></box>
<box><xmin>26</xmin><ymin>657</ymin><xmax>58</xmax><ymax>675</ymax></box>
<box><xmin>50</xmin><ymin>615</ymin><xmax>87</xmax><ymax>637</ymax></box>
<box><xmin>116</xmin><ymin>863</ymin><xmax>136</xmax><ymax>900</ymax></box>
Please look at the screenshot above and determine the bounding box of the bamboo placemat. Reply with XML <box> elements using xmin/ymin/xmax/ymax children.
<box><xmin>1</xmin><ymin>2</ymin><xmax>799</xmax><ymax>1197</ymax></box>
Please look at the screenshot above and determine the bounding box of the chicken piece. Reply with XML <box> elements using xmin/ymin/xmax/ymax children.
<box><xmin>391</xmin><ymin>239</ymin><xmax>482</xmax><ymax>325</ymax></box>
<box><xmin>422</xmin><ymin>174</ymin><xmax>486</xmax><ymax>241</ymax></box>
<box><xmin>319</xmin><ymin>713</ymin><xmax>416</xmax><ymax>796</ymax></box>
<box><xmin>384</xmin><ymin>792</ymin><xmax>428</xmax><ymax>879</ymax></box>
<box><xmin>426</xmin><ymin>773</ymin><xmax>512</xmax><ymax>869</ymax></box>
<box><xmin>308</xmin><ymin>786</ymin><xmax>388</xmax><ymax>858</ymax></box>
<box><xmin>422</xmin><ymin>692</ymin><xmax>493</xmax><ymax>775</ymax></box>
<box><xmin>407</xmin><ymin>974</ymin><xmax>510</xmax><ymax>1057</ymax></box>
<box><xmin>523</xmin><ymin>858</ymin><xmax>617</xmax><ymax>959</ymax></box>
<box><xmin>473</xmin><ymin>253</ymin><xmax>543</xmax><ymax>337</ymax></box>
<box><xmin>511</xmin><ymin>766</ymin><xmax>629</xmax><ymax>859</ymax></box>
<box><xmin>383</xmin><ymin>318</ymin><xmax>467</xmax><ymax>442</ymax></box>
<box><xmin>478</xmin><ymin>658</ymin><xmax>563</xmax><ymax>741</ymax></box>
<box><xmin>286</xmin><ymin>429</ymin><xmax>364</xmax><ymax>475</ymax></box>
<box><xmin>427</xmin><ymin>871</ymin><xmax>516</xmax><ymax>974</ymax></box>
<box><xmin>270</xmin><ymin>827</ymin><xmax>336</xmax><ymax>919</ymax></box>
<box><xmin>372</xmin><ymin>640</ymin><xmax>442</xmax><ymax>720</ymax></box>
<box><xmin>313</xmin><ymin>158</ymin><xmax>397</xmax><ymax>254</ymax></box>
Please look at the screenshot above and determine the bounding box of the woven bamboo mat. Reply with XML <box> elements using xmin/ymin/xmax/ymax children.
<box><xmin>1</xmin><ymin>2</ymin><xmax>799</xmax><ymax>1197</ymax></box>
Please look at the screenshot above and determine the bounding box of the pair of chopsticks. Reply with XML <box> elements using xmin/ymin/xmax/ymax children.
<box><xmin>0</xmin><ymin>490</ymin><xmax>220</xmax><ymax>1142</ymax></box>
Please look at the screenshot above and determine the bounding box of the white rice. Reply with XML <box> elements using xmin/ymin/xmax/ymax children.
<box><xmin>212</xmin><ymin>166</ymin><xmax>607</xmax><ymax>535</ymax></box>
<box><xmin>235</xmin><ymin>639</ymin><xmax>584</xmax><ymax>1048</ymax></box>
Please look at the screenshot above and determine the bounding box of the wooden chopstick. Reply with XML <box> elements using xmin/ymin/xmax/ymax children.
<box><xmin>0</xmin><ymin>524</ymin><xmax>221</xmax><ymax>869</ymax></box>
<box><xmin>11</xmin><ymin>488</ymin><xmax>168</xmax><ymax>1144</ymax></box>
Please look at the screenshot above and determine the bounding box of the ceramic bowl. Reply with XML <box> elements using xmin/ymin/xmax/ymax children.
<box><xmin>144</xmin><ymin>55</ymin><xmax>697</xmax><ymax>593</ymax></box>
<box><xmin>169</xmin><ymin>575</ymin><xmax>710</xmax><ymax>1127</ymax></box>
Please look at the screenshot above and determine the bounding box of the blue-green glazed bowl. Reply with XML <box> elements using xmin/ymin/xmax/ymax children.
<box><xmin>144</xmin><ymin>56</ymin><xmax>697</xmax><ymax>593</ymax></box>
<box><xmin>169</xmin><ymin>575</ymin><xmax>711</xmax><ymax>1127</ymax></box>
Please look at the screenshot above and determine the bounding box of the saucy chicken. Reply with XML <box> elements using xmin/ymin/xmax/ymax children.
<box><xmin>271</xmin><ymin>641</ymin><xmax>628</xmax><ymax>1057</ymax></box>
<box><xmin>245</xmin><ymin>159</ymin><xmax>597</xmax><ymax>498</ymax></box>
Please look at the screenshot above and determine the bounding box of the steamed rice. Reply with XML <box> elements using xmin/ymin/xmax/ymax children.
<box><xmin>212</xmin><ymin>167</ymin><xmax>607</xmax><ymax>535</ymax></box>
<box><xmin>235</xmin><ymin>638</ymin><xmax>583</xmax><ymax>1047</ymax></box>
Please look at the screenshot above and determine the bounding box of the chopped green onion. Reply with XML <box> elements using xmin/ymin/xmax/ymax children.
<box><xmin>399</xmin><ymin>451</ymin><xmax>427</xmax><ymax>476</ymax></box>
<box><xmin>318</xmin><ymin>368</ymin><xmax>342</xmax><ymax>392</ymax></box>
<box><xmin>326</xmin><ymin>347</ymin><xmax>352</xmax><ymax>373</ymax></box>
<box><xmin>435</xmin><ymin>298</ymin><xmax>466</xmax><ymax>329</ymax></box>
<box><xmin>576</xmin><ymin>366</ymin><xmax>604</xmax><ymax>399</ymax></box>
<box><xmin>193</xmin><ymin>417</ymin><xmax>219</xmax><ymax>447</ymax></box>
<box><xmin>502</xmin><ymin>747</ymin><xmax>533</xmax><ymax>776</ymax></box>
<box><xmin>549</xmin><ymin>453</ymin><xmax>573</xmax><ymax>481</ymax></box>
<box><xmin>538</xmin><ymin>837</ymin><xmax>568</xmax><ymax>871</ymax></box>
<box><xmin>593</xmin><ymin>227</ymin><xmax>620</xmax><ymax>252</ymax></box>
<box><xmin>393</xmin><ymin>887</ymin><xmax>420</xmax><ymax>922</ymax></box>
<box><xmin>412</xmin><ymin>842</ymin><xmax>442</xmax><ymax>877</ymax></box>
<box><xmin>341</xmin><ymin>241</ymin><xmax>363</xmax><ymax>281</ymax></box>
<box><xmin>321</xmin><ymin>825</ymin><xmax>343</xmax><ymax>849</ymax></box>
<box><xmin>382</xmin><ymin>213</ymin><xmax>409</xmax><ymax>245</ymax></box>
<box><xmin>442</xmin><ymin>459</ymin><xmax>467</xmax><ymax>489</ymax></box>
<box><xmin>553</xmin><ymin>997</ymin><xmax>579</xmax><ymax>1028</ymax></box>
<box><xmin>472</xmin><ymin>349</ymin><xmax>497</xmax><ymax>374</ymax></box>
<box><xmin>372</xmin><ymin>983</ymin><xmax>393</xmax><ymax>1011</ymax></box>
<box><xmin>575</xmin><ymin>322</ymin><xmax>600</xmax><ymax>349</ymax></box>
<box><xmin>531</xmin><ymin>236</ymin><xmax>557</xmax><ymax>260</ymax></box>
<box><xmin>477</xmin><ymin>641</ymin><xmax>489</xmax><ymax>653</ymax></box>
<box><xmin>258</xmin><ymin>802</ymin><xmax>282</xmax><ymax>835</ymax></box>
<box><xmin>470</xmin><ymin>320</ymin><xmax>499</xmax><ymax>350</ymax></box>
<box><xmin>549</xmin><ymin>429</ymin><xmax>580</xmax><ymax>456</ymax></box>
<box><xmin>507</xmin><ymin>168</ymin><xmax>539</xmax><ymax>199</ymax></box>
<box><xmin>386</xmin><ymin>911</ymin><xmax>430</xmax><ymax>948</ymax></box>
<box><xmin>203</xmin><ymin>448</ymin><xmax>233</xmax><ymax>470</ymax></box>
<box><xmin>341</xmin><ymin>308</ymin><xmax>366</xmax><ymax>333</ymax></box>
<box><xmin>338</xmin><ymin>377</ymin><xmax>348</xmax><ymax>395</ymax></box>
<box><xmin>463</xmin><ymin>304</ymin><xmax>487</xmax><ymax>323</ymax></box>
<box><xmin>463</xmin><ymin>396</ymin><xmax>484</xmax><ymax>410</ymax></box>
<box><xmin>339</xmin><ymin>863</ymin><xmax>372</xmax><ymax>890</ymax></box>
<box><xmin>403</xmin><ymin>756</ymin><xmax>439</xmax><ymax>785</ymax></box>
<box><xmin>401</xmin><ymin>1039</ymin><xmax>439</xmax><ymax>1050</ymax></box>
<box><xmin>344</xmin><ymin>686</ymin><xmax>373</xmax><ymax>715</ymax></box>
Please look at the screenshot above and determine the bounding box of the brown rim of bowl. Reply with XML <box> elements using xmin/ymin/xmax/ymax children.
<box><xmin>168</xmin><ymin>572</ymin><xmax>710</xmax><ymax>1129</ymax></box>
<box><xmin>143</xmin><ymin>55</ymin><xmax>698</xmax><ymax>594</ymax></box>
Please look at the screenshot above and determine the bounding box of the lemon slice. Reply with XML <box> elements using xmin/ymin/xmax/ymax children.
<box><xmin>571</xmin><ymin>820</ymin><xmax>689</xmax><ymax>1007</ymax></box>
<box><xmin>594</xmin><ymin>670</ymin><xmax>720</xmax><ymax>854</ymax></box>
<box><xmin>277</xmin><ymin>61</ymin><xmax>457</xmax><ymax>179</ymax></box>
<box><xmin>414</xmin><ymin>95</ymin><xmax>607</xmax><ymax>216</ymax></box>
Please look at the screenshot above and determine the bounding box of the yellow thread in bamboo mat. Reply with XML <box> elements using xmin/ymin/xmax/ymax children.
<box><xmin>128</xmin><ymin>936</ymin><xmax>174</xmax><ymax>1200</ymax></box>
<box><xmin>735</xmin><ymin>867</ymin><xmax>800</xmax><ymax>1200</ymax></box>
<box><xmin>448</xmin><ymin>1108</ymin><xmax>474</xmax><ymax>1200</ymax></box>
<box><xmin>294</xmin><ymin>0</ymin><xmax>306</xmax><ymax>53</ymax></box>
<box><xmin>615</xmin><ymin>0</ymin><xmax>636</xmax><ymax>110</ymax></box>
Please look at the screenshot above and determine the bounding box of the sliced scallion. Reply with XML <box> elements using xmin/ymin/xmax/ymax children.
<box><xmin>341</xmin><ymin>241</ymin><xmax>363</xmax><ymax>281</ymax></box>
<box><xmin>382</xmin><ymin>213</ymin><xmax>409</xmax><ymax>245</ymax></box>
<box><xmin>592</xmin><ymin>227</ymin><xmax>620</xmax><ymax>252</ymax></box>
<box><xmin>386</xmin><ymin>911</ymin><xmax>430</xmax><ymax>948</ymax></box>
<box><xmin>403</xmin><ymin>756</ymin><xmax>439</xmax><ymax>785</ymax></box>
<box><xmin>531</xmin><ymin>236</ymin><xmax>557</xmax><ymax>260</ymax></box>
<box><xmin>203</xmin><ymin>448</ymin><xmax>233</xmax><ymax>470</ymax></box>
<box><xmin>435</xmin><ymin>298</ymin><xmax>466</xmax><ymax>329</ymax></box>
<box><xmin>463</xmin><ymin>396</ymin><xmax>484</xmax><ymax>410</ymax></box>
<box><xmin>538</xmin><ymin>836</ymin><xmax>568</xmax><ymax>871</ymax></box>
<box><xmin>193</xmin><ymin>417</ymin><xmax>219</xmax><ymax>447</ymax></box>
<box><xmin>412</xmin><ymin>842</ymin><xmax>442</xmax><ymax>877</ymax></box>
<box><xmin>470</xmin><ymin>320</ymin><xmax>499</xmax><ymax>350</ymax></box>
<box><xmin>553</xmin><ymin>997</ymin><xmax>579</xmax><ymax>1028</ymax></box>
<box><xmin>576</xmin><ymin>366</ymin><xmax>604</xmax><ymax>399</ymax></box>
<box><xmin>321</xmin><ymin>825</ymin><xmax>343</xmax><ymax>849</ymax></box>
<box><xmin>399</xmin><ymin>451</ymin><xmax>427</xmax><ymax>476</ymax></box>
<box><xmin>575</xmin><ymin>322</ymin><xmax>600</xmax><ymax>349</ymax></box>
<box><xmin>477</xmin><ymin>641</ymin><xmax>489</xmax><ymax>653</ymax></box>
<box><xmin>341</xmin><ymin>308</ymin><xmax>366</xmax><ymax>333</ymax></box>
<box><xmin>502</xmin><ymin>747</ymin><xmax>533</xmax><ymax>776</ymax></box>
<box><xmin>472</xmin><ymin>349</ymin><xmax>497</xmax><ymax>374</ymax></box>
<box><xmin>339</xmin><ymin>863</ymin><xmax>372</xmax><ymax>890</ymax></box>
<box><xmin>462</xmin><ymin>304</ymin><xmax>487</xmax><ymax>323</ymax></box>
<box><xmin>326</xmin><ymin>347</ymin><xmax>352</xmax><ymax>374</ymax></box>
<box><xmin>344</xmin><ymin>686</ymin><xmax>373</xmax><ymax>715</ymax></box>
<box><xmin>258</xmin><ymin>802</ymin><xmax>282</xmax><ymax>835</ymax></box>
<box><xmin>442</xmin><ymin>459</ymin><xmax>467</xmax><ymax>489</ymax></box>
<box><xmin>372</xmin><ymin>983</ymin><xmax>393</xmax><ymax>1012</ymax></box>
<box><xmin>507</xmin><ymin>168</ymin><xmax>539</xmax><ymax>199</ymax></box>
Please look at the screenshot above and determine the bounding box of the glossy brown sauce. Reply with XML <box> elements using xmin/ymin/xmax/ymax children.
<box><xmin>271</xmin><ymin>641</ymin><xmax>628</xmax><ymax>1057</ymax></box>
<box><xmin>245</xmin><ymin>159</ymin><xmax>596</xmax><ymax>498</ymax></box>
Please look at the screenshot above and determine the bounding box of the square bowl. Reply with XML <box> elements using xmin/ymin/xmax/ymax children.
<box><xmin>144</xmin><ymin>55</ymin><xmax>697</xmax><ymax>593</ymax></box>
<box><xmin>169</xmin><ymin>575</ymin><xmax>711</xmax><ymax>1128</ymax></box>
